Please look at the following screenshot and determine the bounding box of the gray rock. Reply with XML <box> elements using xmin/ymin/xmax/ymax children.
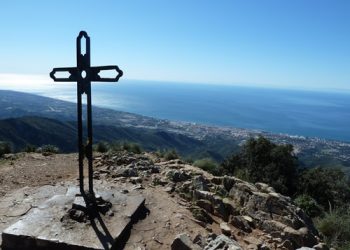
<box><xmin>114</xmin><ymin>167</ymin><xmax>138</xmax><ymax>177</ymax></box>
<box><xmin>210</xmin><ymin>177</ymin><xmax>223</xmax><ymax>185</ymax></box>
<box><xmin>192</xmin><ymin>190</ymin><xmax>229</xmax><ymax>221</ymax></box>
<box><xmin>171</xmin><ymin>233</ymin><xmax>201</xmax><ymax>250</ymax></box>
<box><xmin>229</xmin><ymin>216</ymin><xmax>252</xmax><ymax>233</ymax></box>
<box><xmin>150</xmin><ymin>166</ymin><xmax>160</xmax><ymax>173</ymax></box>
<box><xmin>283</xmin><ymin>226</ymin><xmax>318</xmax><ymax>247</ymax></box>
<box><xmin>204</xmin><ymin>234</ymin><xmax>242</xmax><ymax>250</ymax></box>
<box><xmin>151</xmin><ymin>176</ymin><xmax>168</xmax><ymax>186</ymax></box>
<box><xmin>115</xmin><ymin>155</ymin><xmax>136</xmax><ymax>165</ymax></box>
<box><xmin>164</xmin><ymin>186</ymin><xmax>174</xmax><ymax>193</ymax></box>
<box><xmin>135</xmin><ymin>161</ymin><xmax>159</xmax><ymax>173</ymax></box>
<box><xmin>226</xmin><ymin>179</ymin><xmax>319</xmax><ymax>248</ymax></box>
<box><xmin>193</xmin><ymin>234</ymin><xmax>206</xmax><ymax>248</ymax></box>
<box><xmin>260</xmin><ymin>244</ymin><xmax>271</xmax><ymax>250</ymax></box>
<box><xmin>313</xmin><ymin>243</ymin><xmax>329</xmax><ymax>250</ymax></box>
<box><xmin>196</xmin><ymin>199</ymin><xmax>213</xmax><ymax>213</ymax></box>
<box><xmin>193</xmin><ymin>175</ymin><xmax>209</xmax><ymax>191</ymax></box>
<box><xmin>243</xmin><ymin>236</ymin><xmax>263</xmax><ymax>247</ymax></box>
<box><xmin>222</xmin><ymin>198</ymin><xmax>240</xmax><ymax>216</ymax></box>
<box><xmin>190</xmin><ymin>206</ymin><xmax>213</xmax><ymax>224</ymax></box>
<box><xmin>193</xmin><ymin>190</ymin><xmax>216</xmax><ymax>201</ymax></box>
<box><xmin>220</xmin><ymin>222</ymin><xmax>231</xmax><ymax>236</ymax></box>
<box><xmin>246</xmin><ymin>244</ymin><xmax>259</xmax><ymax>250</ymax></box>
<box><xmin>167</xmin><ymin>170</ymin><xmax>191</xmax><ymax>182</ymax></box>
<box><xmin>130</xmin><ymin>176</ymin><xmax>142</xmax><ymax>184</ymax></box>
<box><xmin>132</xmin><ymin>184</ymin><xmax>144</xmax><ymax>190</ymax></box>
<box><xmin>223</xmin><ymin>176</ymin><xmax>235</xmax><ymax>191</ymax></box>
<box><xmin>278</xmin><ymin>239</ymin><xmax>294</xmax><ymax>250</ymax></box>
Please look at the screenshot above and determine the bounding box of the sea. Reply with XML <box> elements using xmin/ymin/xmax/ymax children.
<box><xmin>3</xmin><ymin>80</ymin><xmax>350</xmax><ymax>142</ymax></box>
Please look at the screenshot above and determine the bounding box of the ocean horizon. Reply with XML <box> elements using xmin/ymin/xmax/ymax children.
<box><xmin>1</xmin><ymin>80</ymin><xmax>350</xmax><ymax>142</ymax></box>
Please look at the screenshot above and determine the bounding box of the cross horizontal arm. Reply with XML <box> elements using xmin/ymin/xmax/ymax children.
<box><xmin>90</xmin><ymin>65</ymin><xmax>123</xmax><ymax>82</ymax></box>
<box><xmin>50</xmin><ymin>67</ymin><xmax>78</xmax><ymax>82</ymax></box>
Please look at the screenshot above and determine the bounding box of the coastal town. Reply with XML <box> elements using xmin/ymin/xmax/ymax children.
<box><xmin>150</xmin><ymin>118</ymin><xmax>350</xmax><ymax>170</ymax></box>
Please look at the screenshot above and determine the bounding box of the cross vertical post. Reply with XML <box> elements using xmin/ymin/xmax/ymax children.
<box><xmin>50</xmin><ymin>31</ymin><xmax>123</xmax><ymax>197</ymax></box>
<box><xmin>77</xmin><ymin>32</ymin><xmax>91</xmax><ymax>194</ymax></box>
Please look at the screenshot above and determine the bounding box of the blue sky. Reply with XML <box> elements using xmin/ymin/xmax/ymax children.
<box><xmin>0</xmin><ymin>1</ymin><xmax>349</xmax><ymax>90</ymax></box>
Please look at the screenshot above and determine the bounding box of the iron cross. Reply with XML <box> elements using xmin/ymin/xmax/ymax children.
<box><xmin>50</xmin><ymin>31</ymin><xmax>123</xmax><ymax>196</ymax></box>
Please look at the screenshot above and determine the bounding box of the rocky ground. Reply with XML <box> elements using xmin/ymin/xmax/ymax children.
<box><xmin>0</xmin><ymin>151</ymin><xmax>329</xmax><ymax>250</ymax></box>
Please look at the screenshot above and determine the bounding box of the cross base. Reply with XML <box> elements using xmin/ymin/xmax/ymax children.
<box><xmin>68</xmin><ymin>194</ymin><xmax>113</xmax><ymax>222</ymax></box>
<box><xmin>1</xmin><ymin>183</ymin><xmax>145</xmax><ymax>250</ymax></box>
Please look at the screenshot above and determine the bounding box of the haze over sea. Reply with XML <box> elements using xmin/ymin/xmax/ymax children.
<box><xmin>3</xmin><ymin>80</ymin><xmax>350</xmax><ymax>142</ymax></box>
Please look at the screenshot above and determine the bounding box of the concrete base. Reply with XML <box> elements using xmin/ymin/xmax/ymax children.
<box><xmin>1</xmin><ymin>183</ymin><xmax>145</xmax><ymax>250</ymax></box>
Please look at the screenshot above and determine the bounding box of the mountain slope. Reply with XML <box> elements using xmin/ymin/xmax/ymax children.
<box><xmin>0</xmin><ymin>116</ymin><xmax>77</xmax><ymax>151</ymax></box>
<box><xmin>0</xmin><ymin>116</ymin><xmax>205</xmax><ymax>155</ymax></box>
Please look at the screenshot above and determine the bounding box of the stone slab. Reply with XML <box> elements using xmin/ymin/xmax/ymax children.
<box><xmin>1</xmin><ymin>183</ymin><xmax>145</xmax><ymax>250</ymax></box>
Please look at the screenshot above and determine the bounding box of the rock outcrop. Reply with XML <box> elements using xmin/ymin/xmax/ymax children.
<box><xmin>93</xmin><ymin>151</ymin><xmax>326</xmax><ymax>249</ymax></box>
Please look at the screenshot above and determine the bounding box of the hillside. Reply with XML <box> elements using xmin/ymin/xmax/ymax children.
<box><xmin>0</xmin><ymin>116</ymin><xmax>206</xmax><ymax>157</ymax></box>
<box><xmin>1</xmin><ymin>90</ymin><xmax>350</xmax><ymax>168</ymax></box>
<box><xmin>0</xmin><ymin>151</ymin><xmax>326</xmax><ymax>249</ymax></box>
<box><xmin>0</xmin><ymin>116</ymin><xmax>77</xmax><ymax>152</ymax></box>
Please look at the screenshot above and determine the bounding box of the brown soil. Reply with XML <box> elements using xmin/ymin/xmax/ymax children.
<box><xmin>124</xmin><ymin>178</ymin><xmax>208</xmax><ymax>250</ymax></box>
<box><xmin>0</xmin><ymin>153</ymin><xmax>78</xmax><ymax>197</ymax></box>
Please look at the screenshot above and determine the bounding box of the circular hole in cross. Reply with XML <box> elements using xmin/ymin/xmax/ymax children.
<box><xmin>81</xmin><ymin>70</ymin><xmax>87</xmax><ymax>79</ymax></box>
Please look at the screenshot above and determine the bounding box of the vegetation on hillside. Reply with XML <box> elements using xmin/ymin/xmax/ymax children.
<box><xmin>221</xmin><ymin>136</ymin><xmax>298</xmax><ymax>195</ymax></box>
<box><xmin>193</xmin><ymin>158</ymin><xmax>220</xmax><ymax>175</ymax></box>
<box><xmin>0</xmin><ymin>141</ymin><xmax>11</xmax><ymax>157</ymax></box>
<box><xmin>93</xmin><ymin>141</ymin><xmax>143</xmax><ymax>154</ymax></box>
<box><xmin>155</xmin><ymin>149</ymin><xmax>179</xmax><ymax>160</ymax></box>
<box><xmin>218</xmin><ymin>136</ymin><xmax>350</xmax><ymax>249</ymax></box>
<box><xmin>36</xmin><ymin>144</ymin><xmax>60</xmax><ymax>155</ymax></box>
<box><xmin>0</xmin><ymin>116</ymin><xmax>220</xmax><ymax>159</ymax></box>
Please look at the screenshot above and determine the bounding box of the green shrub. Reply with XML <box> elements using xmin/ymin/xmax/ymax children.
<box><xmin>0</xmin><ymin>141</ymin><xmax>12</xmax><ymax>157</ymax></box>
<box><xmin>183</xmin><ymin>157</ymin><xmax>194</xmax><ymax>164</ymax></box>
<box><xmin>163</xmin><ymin>149</ymin><xmax>179</xmax><ymax>160</ymax></box>
<box><xmin>36</xmin><ymin>144</ymin><xmax>59</xmax><ymax>154</ymax></box>
<box><xmin>94</xmin><ymin>141</ymin><xmax>109</xmax><ymax>153</ymax></box>
<box><xmin>97</xmin><ymin>141</ymin><xmax>142</xmax><ymax>154</ymax></box>
<box><xmin>298</xmin><ymin>167</ymin><xmax>350</xmax><ymax>209</ymax></box>
<box><xmin>316</xmin><ymin>207</ymin><xmax>350</xmax><ymax>249</ymax></box>
<box><xmin>107</xmin><ymin>142</ymin><xmax>123</xmax><ymax>152</ymax></box>
<box><xmin>294</xmin><ymin>194</ymin><xmax>323</xmax><ymax>218</ymax></box>
<box><xmin>221</xmin><ymin>136</ymin><xmax>298</xmax><ymax>195</ymax></box>
<box><xmin>155</xmin><ymin>149</ymin><xmax>167</xmax><ymax>158</ymax></box>
<box><xmin>193</xmin><ymin>158</ymin><xmax>220</xmax><ymax>175</ymax></box>
<box><xmin>23</xmin><ymin>144</ymin><xmax>37</xmax><ymax>153</ymax></box>
<box><xmin>122</xmin><ymin>142</ymin><xmax>142</xmax><ymax>154</ymax></box>
<box><xmin>155</xmin><ymin>149</ymin><xmax>164</xmax><ymax>158</ymax></box>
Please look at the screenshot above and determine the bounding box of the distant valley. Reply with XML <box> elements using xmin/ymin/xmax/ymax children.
<box><xmin>1</xmin><ymin>90</ymin><xmax>350</xmax><ymax>171</ymax></box>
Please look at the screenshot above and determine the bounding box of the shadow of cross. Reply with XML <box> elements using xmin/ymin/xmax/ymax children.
<box><xmin>50</xmin><ymin>31</ymin><xmax>123</xmax><ymax>196</ymax></box>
